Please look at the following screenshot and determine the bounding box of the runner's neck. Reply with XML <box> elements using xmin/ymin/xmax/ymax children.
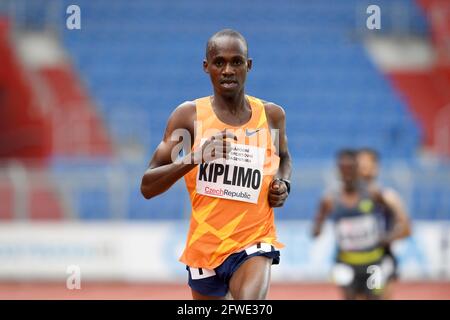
<box><xmin>211</xmin><ymin>90</ymin><xmax>248</xmax><ymax>115</ymax></box>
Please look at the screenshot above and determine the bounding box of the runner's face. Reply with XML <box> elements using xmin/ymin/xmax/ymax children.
<box><xmin>357</xmin><ymin>152</ymin><xmax>378</xmax><ymax>182</ymax></box>
<box><xmin>338</xmin><ymin>156</ymin><xmax>358</xmax><ymax>186</ymax></box>
<box><xmin>204</xmin><ymin>36</ymin><xmax>251</xmax><ymax>97</ymax></box>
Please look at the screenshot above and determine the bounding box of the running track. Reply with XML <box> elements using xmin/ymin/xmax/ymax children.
<box><xmin>1</xmin><ymin>282</ymin><xmax>449</xmax><ymax>299</ymax></box>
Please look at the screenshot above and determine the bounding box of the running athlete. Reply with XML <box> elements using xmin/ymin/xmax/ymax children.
<box><xmin>140</xmin><ymin>29</ymin><xmax>292</xmax><ymax>300</ymax></box>
<box><xmin>357</xmin><ymin>148</ymin><xmax>411</xmax><ymax>299</ymax></box>
<box><xmin>311</xmin><ymin>149</ymin><xmax>406</xmax><ymax>300</ymax></box>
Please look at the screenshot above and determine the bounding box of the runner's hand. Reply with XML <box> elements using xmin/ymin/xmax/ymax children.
<box><xmin>193</xmin><ymin>130</ymin><xmax>237</xmax><ymax>163</ymax></box>
<box><xmin>269</xmin><ymin>179</ymin><xmax>288</xmax><ymax>207</ymax></box>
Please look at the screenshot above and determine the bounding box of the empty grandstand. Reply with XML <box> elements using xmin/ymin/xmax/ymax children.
<box><xmin>0</xmin><ymin>0</ymin><xmax>449</xmax><ymax>299</ymax></box>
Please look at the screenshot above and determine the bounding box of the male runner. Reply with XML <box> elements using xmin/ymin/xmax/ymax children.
<box><xmin>141</xmin><ymin>29</ymin><xmax>291</xmax><ymax>300</ymax></box>
<box><xmin>357</xmin><ymin>148</ymin><xmax>411</xmax><ymax>299</ymax></box>
<box><xmin>312</xmin><ymin>149</ymin><xmax>408</xmax><ymax>300</ymax></box>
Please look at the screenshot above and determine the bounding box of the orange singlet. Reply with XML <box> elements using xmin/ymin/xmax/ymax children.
<box><xmin>181</xmin><ymin>95</ymin><xmax>284</xmax><ymax>269</ymax></box>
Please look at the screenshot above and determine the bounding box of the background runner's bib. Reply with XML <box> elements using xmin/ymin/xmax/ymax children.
<box><xmin>181</xmin><ymin>95</ymin><xmax>283</xmax><ymax>269</ymax></box>
<box><xmin>335</xmin><ymin>214</ymin><xmax>380</xmax><ymax>251</ymax></box>
<box><xmin>196</xmin><ymin>139</ymin><xmax>265</xmax><ymax>204</ymax></box>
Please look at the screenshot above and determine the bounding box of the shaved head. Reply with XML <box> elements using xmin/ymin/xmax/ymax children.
<box><xmin>206</xmin><ymin>29</ymin><xmax>248</xmax><ymax>60</ymax></box>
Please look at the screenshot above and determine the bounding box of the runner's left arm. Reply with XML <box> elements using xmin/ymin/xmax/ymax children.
<box><xmin>312</xmin><ymin>196</ymin><xmax>333</xmax><ymax>238</ymax></box>
<box><xmin>375</xmin><ymin>188</ymin><xmax>412</xmax><ymax>246</ymax></box>
<box><xmin>264</xmin><ymin>102</ymin><xmax>292</xmax><ymax>207</ymax></box>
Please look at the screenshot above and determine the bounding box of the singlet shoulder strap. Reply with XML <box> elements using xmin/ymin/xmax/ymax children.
<box><xmin>246</xmin><ymin>96</ymin><xmax>268</xmax><ymax>129</ymax></box>
<box><xmin>194</xmin><ymin>96</ymin><xmax>212</xmax><ymax>122</ymax></box>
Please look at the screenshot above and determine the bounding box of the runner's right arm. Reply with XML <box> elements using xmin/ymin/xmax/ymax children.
<box><xmin>140</xmin><ymin>102</ymin><xmax>196</xmax><ymax>199</ymax></box>
<box><xmin>140</xmin><ymin>102</ymin><xmax>236</xmax><ymax>199</ymax></box>
<box><xmin>312</xmin><ymin>196</ymin><xmax>333</xmax><ymax>237</ymax></box>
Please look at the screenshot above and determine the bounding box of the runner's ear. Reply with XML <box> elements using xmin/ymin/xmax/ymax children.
<box><xmin>203</xmin><ymin>59</ymin><xmax>209</xmax><ymax>73</ymax></box>
<box><xmin>246</xmin><ymin>58</ymin><xmax>252</xmax><ymax>71</ymax></box>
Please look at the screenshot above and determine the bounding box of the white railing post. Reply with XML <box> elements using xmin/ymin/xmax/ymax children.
<box><xmin>435</xmin><ymin>103</ymin><xmax>450</xmax><ymax>157</ymax></box>
<box><xmin>7</xmin><ymin>161</ymin><xmax>29</xmax><ymax>220</ymax></box>
<box><xmin>107</xmin><ymin>164</ymin><xmax>128</xmax><ymax>220</ymax></box>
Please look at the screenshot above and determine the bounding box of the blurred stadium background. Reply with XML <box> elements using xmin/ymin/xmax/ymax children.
<box><xmin>0</xmin><ymin>0</ymin><xmax>449</xmax><ymax>299</ymax></box>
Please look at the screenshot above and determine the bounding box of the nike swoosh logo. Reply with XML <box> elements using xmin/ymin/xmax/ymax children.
<box><xmin>245</xmin><ymin>128</ymin><xmax>261</xmax><ymax>136</ymax></box>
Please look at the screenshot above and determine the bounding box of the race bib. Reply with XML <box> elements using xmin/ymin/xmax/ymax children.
<box><xmin>335</xmin><ymin>215</ymin><xmax>380</xmax><ymax>251</ymax></box>
<box><xmin>196</xmin><ymin>140</ymin><xmax>265</xmax><ymax>204</ymax></box>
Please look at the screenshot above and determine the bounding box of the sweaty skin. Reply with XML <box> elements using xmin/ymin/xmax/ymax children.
<box><xmin>141</xmin><ymin>34</ymin><xmax>292</xmax><ymax>300</ymax></box>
